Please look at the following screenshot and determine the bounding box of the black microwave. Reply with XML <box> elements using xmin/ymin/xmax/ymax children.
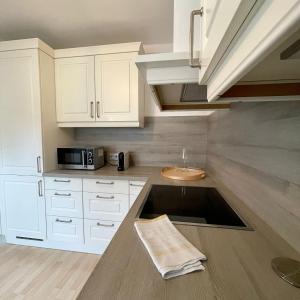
<box><xmin>57</xmin><ymin>147</ymin><xmax>104</xmax><ymax>170</ymax></box>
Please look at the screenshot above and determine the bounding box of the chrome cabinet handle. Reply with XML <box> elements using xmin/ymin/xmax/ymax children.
<box><xmin>97</xmin><ymin>222</ymin><xmax>114</xmax><ymax>227</ymax></box>
<box><xmin>96</xmin><ymin>181</ymin><xmax>114</xmax><ymax>185</ymax></box>
<box><xmin>54</xmin><ymin>192</ymin><xmax>71</xmax><ymax>196</ymax></box>
<box><xmin>37</xmin><ymin>156</ymin><xmax>42</xmax><ymax>173</ymax></box>
<box><xmin>38</xmin><ymin>180</ymin><xmax>43</xmax><ymax>197</ymax></box>
<box><xmin>96</xmin><ymin>101</ymin><xmax>100</xmax><ymax>118</ymax></box>
<box><xmin>56</xmin><ymin>218</ymin><xmax>72</xmax><ymax>223</ymax></box>
<box><xmin>189</xmin><ymin>7</ymin><xmax>203</xmax><ymax>68</ymax></box>
<box><xmin>96</xmin><ymin>195</ymin><xmax>114</xmax><ymax>199</ymax></box>
<box><xmin>90</xmin><ymin>101</ymin><xmax>94</xmax><ymax>118</ymax></box>
<box><xmin>130</xmin><ymin>183</ymin><xmax>144</xmax><ymax>187</ymax></box>
<box><xmin>54</xmin><ymin>179</ymin><xmax>71</xmax><ymax>183</ymax></box>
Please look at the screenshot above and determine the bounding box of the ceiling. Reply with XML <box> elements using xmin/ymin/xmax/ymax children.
<box><xmin>0</xmin><ymin>0</ymin><xmax>174</xmax><ymax>49</ymax></box>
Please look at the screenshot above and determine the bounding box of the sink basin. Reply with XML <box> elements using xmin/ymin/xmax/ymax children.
<box><xmin>136</xmin><ymin>185</ymin><xmax>251</xmax><ymax>230</ymax></box>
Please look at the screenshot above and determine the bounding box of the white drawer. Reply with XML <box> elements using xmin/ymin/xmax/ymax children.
<box><xmin>83</xmin><ymin>178</ymin><xmax>128</xmax><ymax>194</ymax></box>
<box><xmin>83</xmin><ymin>192</ymin><xmax>129</xmax><ymax>221</ymax></box>
<box><xmin>129</xmin><ymin>181</ymin><xmax>145</xmax><ymax>195</ymax></box>
<box><xmin>46</xmin><ymin>216</ymin><xmax>84</xmax><ymax>243</ymax></box>
<box><xmin>44</xmin><ymin>177</ymin><xmax>82</xmax><ymax>192</ymax></box>
<box><xmin>45</xmin><ymin>190</ymin><xmax>83</xmax><ymax>218</ymax></box>
<box><xmin>130</xmin><ymin>194</ymin><xmax>138</xmax><ymax>207</ymax></box>
<box><xmin>84</xmin><ymin>219</ymin><xmax>121</xmax><ymax>253</ymax></box>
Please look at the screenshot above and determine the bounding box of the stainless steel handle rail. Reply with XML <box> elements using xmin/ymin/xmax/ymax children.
<box><xmin>56</xmin><ymin>218</ymin><xmax>72</xmax><ymax>223</ymax></box>
<box><xmin>54</xmin><ymin>179</ymin><xmax>71</xmax><ymax>183</ymax></box>
<box><xmin>97</xmin><ymin>222</ymin><xmax>114</xmax><ymax>227</ymax></box>
<box><xmin>37</xmin><ymin>156</ymin><xmax>42</xmax><ymax>173</ymax></box>
<box><xmin>38</xmin><ymin>180</ymin><xmax>43</xmax><ymax>197</ymax></box>
<box><xmin>82</xmin><ymin>150</ymin><xmax>86</xmax><ymax>168</ymax></box>
<box><xmin>129</xmin><ymin>183</ymin><xmax>144</xmax><ymax>187</ymax></box>
<box><xmin>96</xmin><ymin>181</ymin><xmax>114</xmax><ymax>185</ymax></box>
<box><xmin>90</xmin><ymin>101</ymin><xmax>94</xmax><ymax>118</ymax></box>
<box><xmin>96</xmin><ymin>195</ymin><xmax>114</xmax><ymax>199</ymax></box>
<box><xmin>96</xmin><ymin>101</ymin><xmax>100</xmax><ymax>118</ymax></box>
<box><xmin>54</xmin><ymin>192</ymin><xmax>71</xmax><ymax>196</ymax></box>
<box><xmin>189</xmin><ymin>7</ymin><xmax>203</xmax><ymax>68</ymax></box>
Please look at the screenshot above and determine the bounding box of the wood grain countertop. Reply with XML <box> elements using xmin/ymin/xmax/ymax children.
<box><xmin>71</xmin><ymin>167</ymin><xmax>300</xmax><ymax>300</ymax></box>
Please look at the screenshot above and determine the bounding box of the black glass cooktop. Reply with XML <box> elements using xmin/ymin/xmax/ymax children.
<box><xmin>137</xmin><ymin>185</ymin><xmax>250</xmax><ymax>229</ymax></box>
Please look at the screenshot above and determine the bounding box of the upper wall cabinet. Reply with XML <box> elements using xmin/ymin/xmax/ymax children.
<box><xmin>55</xmin><ymin>43</ymin><xmax>144</xmax><ymax>127</ymax></box>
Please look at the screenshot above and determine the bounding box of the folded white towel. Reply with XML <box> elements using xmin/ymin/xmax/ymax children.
<box><xmin>134</xmin><ymin>214</ymin><xmax>207</xmax><ymax>279</ymax></box>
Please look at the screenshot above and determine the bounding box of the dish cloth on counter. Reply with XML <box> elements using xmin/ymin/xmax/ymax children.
<box><xmin>134</xmin><ymin>214</ymin><xmax>207</xmax><ymax>279</ymax></box>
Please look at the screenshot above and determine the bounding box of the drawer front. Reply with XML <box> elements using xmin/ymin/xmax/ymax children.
<box><xmin>47</xmin><ymin>216</ymin><xmax>84</xmax><ymax>243</ymax></box>
<box><xmin>45</xmin><ymin>190</ymin><xmax>83</xmax><ymax>218</ymax></box>
<box><xmin>83</xmin><ymin>178</ymin><xmax>128</xmax><ymax>194</ymax></box>
<box><xmin>130</xmin><ymin>194</ymin><xmax>138</xmax><ymax>207</ymax></box>
<box><xmin>83</xmin><ymin>192</ymin><xmax>129</xmax><ymax>221</ymax></box>
<box><xmin>84</xmin><ymin>219</ymin><xmax>120</xmax><ymax>253</ymax></box>
<box><xmin>129</xmin><ymin>181</ymin><xmax>145</xmax><ymax>195</ymax></box>
<box><xmin>44</xmin><ymin>177</ymin><xmax>82</xmax><ymax>192</ymax></box>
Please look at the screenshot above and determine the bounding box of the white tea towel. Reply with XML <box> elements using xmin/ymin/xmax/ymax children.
<box><xmin>134</xmin><ymin>214</ymin><xmax>207</xmax><ymax>279</ymax></box>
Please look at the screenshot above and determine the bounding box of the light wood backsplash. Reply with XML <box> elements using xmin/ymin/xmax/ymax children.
<box><xmin>75</xmin><ymin>116</ymin><xmax>208</xmax><ymax>167</ymax></box>
<box><xmin>207</xmin><ymin>101</ymin><xmax>300</xmax><ymax>252</ymax></box>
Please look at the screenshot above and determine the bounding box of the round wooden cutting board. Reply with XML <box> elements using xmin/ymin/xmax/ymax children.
<box><xmin>161</xmin><ymin>167</ymin><xmax>206</xmax><ymax>181</ymax></box>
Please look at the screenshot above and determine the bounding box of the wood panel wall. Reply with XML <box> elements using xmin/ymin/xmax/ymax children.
<box><xmin>75</xmin><ymin>116</ymin><xmax>207</xmax><ymax>168</ymax></box>
<box><xmin>206</xmin><ymin>101</ymin><xmax>300</xmax><ymax>252</ymax></box>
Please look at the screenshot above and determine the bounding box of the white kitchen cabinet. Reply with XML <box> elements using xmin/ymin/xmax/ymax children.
<box><xmin>83</xmin><ymin>192</ymin><xmax>129</xmax><ymax>221</ymax></box>
<box><xmin>45</xmin><ymin>190</ymin><xmax>83</xmax><ymax>218</ymax></box>
<box><xmin>0</xmin><ymin>175</ymin><xmax>46</xmax><ymax>241</ymax></box>
<box><xmin>44</xmin><ymin>177</ymin><xmax>82</xmax><ymax>192</ymax></box>
<box><xmin>95</xmin><ymin>52</ymin><xmax>140</xmax><ymax>122</ymax></box>
<box><xmin>0</xmin><ymin>42</ymin><xmax>73</xmax><ymax>176</ymax></box>
<box><xmin>54</xmin><ymin>43</ymin><xmax>144</xmax><ymax>127</ymax></box>
<box><xmin>55</xmin><ymin>56</ymin><xmax>95</xmax><ymax>122</ymax></box>
<box><xmin>84</xmin><ymin>219</ymin><xmax>121</xmax><ymax>253</ymax></box>
<box><xmin>46</xmin><ymin>215</ymin><xmax>84</xmax><ymax>244</ymax></box>
<box><xmin>83</xmin><ymin>178</ymin><xmax>129</xmax><ymax>194</ymax></box>
<box><xmin>129</xmin><ymin>181</ymin><xmax>145</xmax><ymax>207</ymax></box>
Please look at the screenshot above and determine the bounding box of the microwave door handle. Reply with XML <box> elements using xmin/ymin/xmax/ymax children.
<box><xmin>81</xmin><ymin>150</ymin><xmax>86</xmax><ymax>168</ymax></box>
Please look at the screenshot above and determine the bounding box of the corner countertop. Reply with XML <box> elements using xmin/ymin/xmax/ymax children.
<box><xmin>54</xmin><ymin>166</ymin><xmax>300</xmax><ymax>300</ymax></box>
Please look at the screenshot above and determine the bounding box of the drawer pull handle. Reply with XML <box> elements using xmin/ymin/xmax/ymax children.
<box><xmin>97</xmin><ymin>222</ymin><xmax>115</xmax><ymax>227</ymax></box>
<box><xmin>130</xmin><ymin>183</ymin><xmax>144</xmax><ymax>187</ymax></box>
<box><xmin>96</xmin><ymin>195</ymin><xmax>114</xmax><ymax>199</ymax></box>
<box><xmin>56</xmin><ymin>218</ymin><xmax>72</xmax><ymax>223</ymax></box>
<box><xmin>96</xmin><ymin>181</ymin><xmax>114</xmax><ymax>185</ymax></box>
<box><xmin>54</xmin><ymin>192</ymin><xmax>71</xmax><ymax>197</ymax></box>
<box><xmin>54</xmin><ymin>179</ymin><xmax>71</xmax><ymax>183</ymax></box>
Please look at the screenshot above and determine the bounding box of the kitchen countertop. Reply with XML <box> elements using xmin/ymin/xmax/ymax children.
<box><xmin>48</xmin><ymin>166</ymin><xmax>300</xmax><ymax>300</ymax></box>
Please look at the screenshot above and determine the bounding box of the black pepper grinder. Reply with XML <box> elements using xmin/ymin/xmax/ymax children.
<box><xmin>117</xmin><ymin>152</ymin><xmax>125</xmax><ymax>171</ymax></box>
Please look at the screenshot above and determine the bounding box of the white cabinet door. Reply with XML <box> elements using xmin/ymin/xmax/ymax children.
<box><xmin>95</xmin><ymin>53</ymin><xmax>139</xmax><ymax>122</ymax></box>
<box><xmin>83</xmin><ymin>178</ymin><xmax>129</xmax><ymax>194</ymax></box>
<box><xmin>0</xmin><ymin>175</ymin><xmax>46</xmax><ymax>240</ymax></box>
<box><xmin>55</xmin><ymin>56</ymin><xmax>95</xmax><ymax>122</ymax></box>
<box><xmin>199</xmin><ymin>0</ymin><xmax>257</xmax><ymax>83</ymax></box>
<box><xmin>0</xmin><ymin>50</ymin><xmax>43</xmax><ymax>175</ymax></box>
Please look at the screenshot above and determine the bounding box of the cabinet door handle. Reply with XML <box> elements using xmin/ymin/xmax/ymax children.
<box><xmin>90</xmin><ymin>101</ymin><xmax>94</xmax><ymax>118</ymax></box>
<box><xmin>96</xmin><ymin>181</ymin><xmax>114</xmax><ymax>185</ymax></box>
<box><xmin>54</xmin><ymin>179</ymin><xmax>71</xmax><ymax>183</ymax></box>
<box><xmin>96</xmin><ymin>101</ymin><xmax>100</xmax><ymax>118</ymax></box>
<box><xmin>37</xmin><ymin>156</ymin><xmax>42</xmax><ymax>173</ymax></box>
<box><xmin>56</xmin><ymin>218</ymin><xmax>72</xmax><ymax>223</ymax></box>
<box><xmin>189</xmin><ymin>8</ymin><xmax>203</xmax><ymax>68</ymax></box>
<box><xmin>97</xmin><ymin>222</ymin><xmax>114</xmax><ymax>227</ymax></box>
<box><xmin>38</xmin><ymin>180</ymin><xmax>43</xmax><ymax>197</ymax></box>
<box><xmin>130</xmin><ymin>183</ymin><xmax>144</xmax><ymax>187</ymax></box>
<box><xmin>96</xmin><ymin>195</ymin><xmax>114</xmax><ymax>199</ymax></box>
<box><xmin>54</xmin><ymin>192</ymin><xmax>71</xmax><ymax>196</ymax></box>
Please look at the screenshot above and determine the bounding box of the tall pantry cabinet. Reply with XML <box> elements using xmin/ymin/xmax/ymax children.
<box><xmin>0</xmin><ymin>39</ymin><xmax>73</xmax><ymax>242</ymax></box>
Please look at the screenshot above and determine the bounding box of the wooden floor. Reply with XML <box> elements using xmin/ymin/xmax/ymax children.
<box><xmin>0</xmin><ymin>243</ymin><xmax>100</xmax><ymax>300</ymax></box>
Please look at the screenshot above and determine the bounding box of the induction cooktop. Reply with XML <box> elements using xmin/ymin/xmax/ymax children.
<box><xmin>136</xmin><ymin>185</ymin><xmax>251</xmax><ymax>230</ymax></box>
